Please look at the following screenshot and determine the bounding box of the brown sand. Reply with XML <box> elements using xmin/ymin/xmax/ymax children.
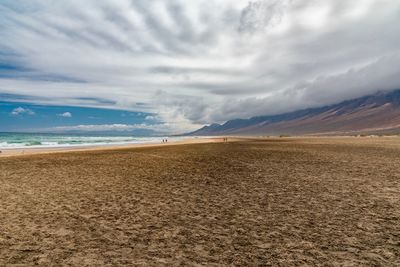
<box><xmin>0</xmin><ymin>137</ymin><xmax>399</xmax><ymax>266</ymax></box>
<box><xmin>0</xmin><ymin>137</ymin><xmax>220</xmax><ymax>158</ymax></box>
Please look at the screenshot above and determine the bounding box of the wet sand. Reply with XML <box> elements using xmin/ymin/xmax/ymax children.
<box><xmin>0</xmin><ymin>137</ymin><xmax>220</xmax><ymax>158</ymax></box>
<box><xmin>0</xmin><ymin>137</ymin><xmax>399</xmax><ymax>265</ymax></box>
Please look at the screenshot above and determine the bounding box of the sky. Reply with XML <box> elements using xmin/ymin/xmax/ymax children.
<box><xmin>0</xmin><ymin>101</ymin><xmax>162</xmax><ymax>134</ymax></box>
<box><xmin>0</xmin><ymin>0</ymin><xmax>400</xmax><ymax>134</ymax></box>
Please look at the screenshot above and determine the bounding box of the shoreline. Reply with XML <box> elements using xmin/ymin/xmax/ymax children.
<box><xmin>2</xmin><ymin>135</ymin><xmax>398</xmax><ymax>158</ymax></box>
<box><xmin>0</xmin><ymin>137</ymin><xmax>224</xmax><ymax>158</ymax></box>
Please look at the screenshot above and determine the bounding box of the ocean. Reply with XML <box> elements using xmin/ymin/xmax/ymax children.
<box><xmin>0</xmin><ymin>133</ymin><xmax>182</xmax><ymax>150</ymax></box>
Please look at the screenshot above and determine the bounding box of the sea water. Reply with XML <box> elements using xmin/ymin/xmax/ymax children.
<box><xmin>0</xmin><ymin>133</ymin><xmax>182</xmax><ymax>149</ymax></box>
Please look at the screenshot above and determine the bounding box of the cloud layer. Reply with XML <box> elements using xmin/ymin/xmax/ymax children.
<box><xmin>57</xmin><ymin>112</ymin><xmax>72</xmax><ymax>118</ymax></box>
<box><xmin>50</xmin><ymin>123</ymin><xmax>173</xmax><ymax>133</ymax></box>
<box><xmin>1</xmin><ymin>0</ymin><xmax>400</xmax><ymax>132</ymax></box>
<box><xmin>11</xmin><ymin>107</ymin><xmax>35</xmax><ymax>116</ymax></box>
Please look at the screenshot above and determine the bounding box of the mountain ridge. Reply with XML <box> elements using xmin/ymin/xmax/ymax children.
<box><xmin>188</xmin><ymin>89</ymin><xmax>400</xmax><ymax>136</ymax></box>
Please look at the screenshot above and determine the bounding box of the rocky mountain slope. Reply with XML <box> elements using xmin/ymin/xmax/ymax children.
<box><xmin>189</xmin><ymin>90</ymin><xmax>400</xmax><ymax>136</ymax></box>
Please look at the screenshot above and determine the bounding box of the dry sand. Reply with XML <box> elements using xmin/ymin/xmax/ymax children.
<box><xmin>0</xmin><ymin>137</ymin><xmax>399</xmax><ymax>266</ymax></box>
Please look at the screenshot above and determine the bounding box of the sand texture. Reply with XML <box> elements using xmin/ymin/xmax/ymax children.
<box><xmin>0</xmin><ymin>137</ymin><xmax>218</xmax><ymax>158</ymax></box>
<box><xmin>0</xmin><ymin>137</ymin><xmax>399</xmax><ymax>266</ymax></box>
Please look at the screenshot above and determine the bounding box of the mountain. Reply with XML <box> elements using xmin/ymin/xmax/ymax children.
<box><xmin>189</xmin><ymin>89</ymin><xmax>400</xmax><ymax>136</ymax></box>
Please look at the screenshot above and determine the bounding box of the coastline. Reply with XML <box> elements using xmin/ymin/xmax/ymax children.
<box><xmin>0</xmin><ymin>137</ymin><xmax>224</xmax><ymax>158</ymax></box>
<box><xmin>2</xmin><ymin>135</ymin><xmax>398</xmax><ymax>158</ymax></box>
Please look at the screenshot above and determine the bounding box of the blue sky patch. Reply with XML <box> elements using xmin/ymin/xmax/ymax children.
<box><xmin>0</xmin><ymin>101</ymin><xmax>156</xmax><ymax>132</ymax></box>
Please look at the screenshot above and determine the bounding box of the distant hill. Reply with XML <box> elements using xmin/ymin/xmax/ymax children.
<box><xmin>188</xmin><ymin>89</ymin><xmax>400</xmax><ymax>136</ymax></box>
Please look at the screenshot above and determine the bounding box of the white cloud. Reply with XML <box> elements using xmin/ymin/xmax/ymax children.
<box><xmin>1</xmin><ymin>0</ymin><xmax>400</xmax><ymax>130</ymax></box>
<box><xmin>11</xmin><ymin>107</ymin><xmax>35</xmax><ymax>116</ymax></box>
<box><xmin>57</xmin><ymin>112</ymin><xmax>72</xmax><ymax>118</ymax></box>
<box><xmin>50</xmin><ymin>123</ymin><xmax>174</xmax><ymax>133</ymax></box>
<box><xmin>145</xmin><ymin>115</ymin><xmax>156</xmax><ymax>121</ymax></box>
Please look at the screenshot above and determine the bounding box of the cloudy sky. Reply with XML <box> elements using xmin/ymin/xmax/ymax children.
<box><xmin>1</xmin><ymin>0</ymin><xmax>400</xmax><ymax>133</ymax></box>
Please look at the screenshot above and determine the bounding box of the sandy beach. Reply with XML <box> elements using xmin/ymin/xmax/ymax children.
<box><xmin>0</xmin><ymin>137</ymin><xmax>399</xmax><ymax>265</ymax></box>
<box><xmin>0</xmin><ymin>137</ymin><xmax>222</xmax><ymax>158</ymax></box>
